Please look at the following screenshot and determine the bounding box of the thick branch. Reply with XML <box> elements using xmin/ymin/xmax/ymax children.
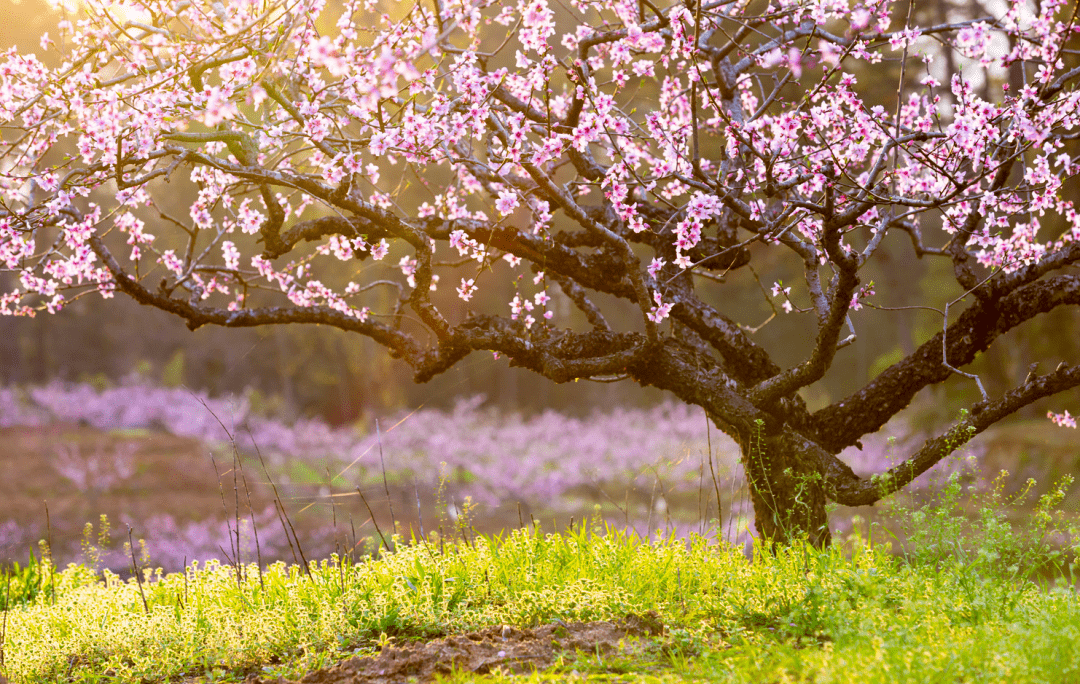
<box><xmin>812</xmin><ymin>273</ymin><xmax>1080</xmax><ymax>451</ymax></box>
<box><xmin>670</xmin><ymin>296</ymin><xmax>781</xmax><ymax>385</ymax></box>
<box><xmin>87</xmin><ymin>235</ymin><xmax>422</xmax><ymax>363</ymax></box>
<box><xmin>748</xmin><ymin>267</ymin><xmax>858</xmax><ymax>405</ymax></box>
<box><xmin>414</xmin><ymin>317</ymin><xmax>647</xmax><ymax>383</ymax></box>
<box><xmin>824</xmin><ymin>363</ymin><xmax>1080</xmax><ymax>506</ymax></box>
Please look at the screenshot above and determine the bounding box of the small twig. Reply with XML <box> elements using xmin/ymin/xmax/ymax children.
<box><xmin>236</xmin><ymin>447</ymin><xmax>264</xmax><ymax>589</ymax></box>
<box><xmin>349</xmin><ymin>514</ymin><xmax>358</xmax><ymax>565</ymax></box>
<box><xmin>942</xmin><ymin>299</ymin><xmax>989</xmax><ymax>402</ymax></box>
<box><xmin>45</xmin><ymin>500</ymin><xmax>55</xmax><ymax>605</ymax></box>
<box><xmin>247</xmin><ymin>425</ymin><xmax>310</xmax><ymax>579</ymax></box>
<box><xmin>646</xmin><ymin>478</ymin><xmax>658</xmax><ymax>542</ymax></box>
<box><xmin>698</xmin><ymin>454</ymin><xmax>705</xmax><ymax>537</ymax></box>
<box><xmin>588</xmin><ymin>474</ymin><xmax>633</xmax><ymax>534</ymax></box>
<box><xmin>209</xmin><ymin>450</ymin><xmax>240</xmax><ymax>587</ymax></box>
<box><xmin>271</xmin><ymin>499</ymin><xmax>301</xmax><ymax>569</ymax></box>
<box><xmin>279</xmin><ymin>498</ymin><xmax>311</xmax><ymax>576</ymax></box>
<box><xmin>326</xmin><ymin>464</ymin><xmax>340</xmax><ymax>560</ymax></box>
<box><xmin>455</xmin><ymin>496</ymin><xmax>474</xmax><ymax>548</ymax></box>
<box><xmin>413</xmin><ymin>476</ymin><xmax>425</xmax><ymax>542</ymax></box>
<box><xmin>376</xmin><ymin>420</ymin><xmax>398</xmax><ymax>534</ymax></box>
<box><xmin>1</xmin><ymin>569</ymin><xmax>9</xmax><ymax>668</ymax></box>
<box><xmin>127</xmin><ymin>526</ymin><xmax>150</xmax><ymax>615</ymax></box>
<box><xmin>652</xmin><ymin>466</ymin><xmax>673</xmax><ymax>535</ymax></box>
<box><xmin>706</xmin><ymin>412</ymin><xmax>723</xmax><ymax>542</ymax></box>
<box><xmin>358</xmin><ymin>487</ymin><xmax>392</xmax><ymax>555</ymax></box>
<box><xmin>231</xmin><ymin>445</ymin><xmax>242</xmax><ymax>583</ymax></box>
<box><xmin>196</xmin><ymin>397</ymin><xmax>306</xmax><ymax>579</ymax></box>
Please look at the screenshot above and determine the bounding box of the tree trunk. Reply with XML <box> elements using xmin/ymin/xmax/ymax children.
<box><xmin>739</xmin><ymin>423</ymin><xmax>831</xmax><ymax>548</ymax></box>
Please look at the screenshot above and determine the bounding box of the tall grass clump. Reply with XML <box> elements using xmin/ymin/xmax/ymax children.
<box><xmin>879</xmin><ymin>451</ymin><xmax>1080</xmax><ymax>585</ymax></box>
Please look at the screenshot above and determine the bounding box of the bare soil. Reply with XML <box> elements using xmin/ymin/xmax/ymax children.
<box><xmin>245</xmin><ymin>612</ymin><xmax>665</xmax><ymax>684</ymax></box>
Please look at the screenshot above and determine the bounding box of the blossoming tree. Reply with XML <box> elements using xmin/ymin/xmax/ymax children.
<box><xmin>3</xmin><ymin>0</ymin><xmax>1080</xmax><ymax>545</ymax></box>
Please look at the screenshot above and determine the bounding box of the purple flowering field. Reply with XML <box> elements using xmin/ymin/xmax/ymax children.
<box><xmin>2</xmin><ymin>379</ymin><xmax>1048</xmax><ymax>571</ymax></box>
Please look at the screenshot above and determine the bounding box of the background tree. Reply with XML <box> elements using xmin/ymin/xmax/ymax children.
<box><xmin>3</xmin><ymin>0</ymin><xmax>1080</xmax><ymax>545</ymax></box>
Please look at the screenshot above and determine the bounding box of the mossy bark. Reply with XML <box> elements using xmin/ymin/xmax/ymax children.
<box><xmin>740</xmin><ymin>426</ymin><xmax>831</xmax><ymax>548</ymax></box>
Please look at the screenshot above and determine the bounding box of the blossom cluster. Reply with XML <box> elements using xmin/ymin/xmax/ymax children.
<box><xmin>0</xmin><ymin>0</ymin><xmax>1074</xmax><ymax>327</ymax></box>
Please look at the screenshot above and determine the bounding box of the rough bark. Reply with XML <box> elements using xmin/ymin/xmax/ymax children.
<box><xmin>738</xmin><ymin>424</ymin><xmax>831</xmax><ymax>548</ymax></box>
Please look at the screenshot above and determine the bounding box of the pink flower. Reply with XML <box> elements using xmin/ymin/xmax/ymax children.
<box><xmin>495</xmin><ymin>191</ymin><xmax>519</xmax><ymax>216</ymax></box>
<box><xmin>648</xmin><ymin>258</ymin><xmax>666</xmax><ymax>280</ymax></box>
<box><xmin>159</xmin><ymin>250</ymin><xmax>184</xmax><ymax>275</ymax></box>
<box><xmin>221</xmin><ymin>241</ymin><xmax>239</xmax><ymax>270</ymax></box>
<box><xmin>1049</xmin><ymin>410</ymin><xmax>1077</xmax><ymax>429</ymax></box>
<box><xmin>647</xmin><ymin>291</ymin><xmax>673</xmax><ymax>323</ymax></box>
<box><xmin>369</xmin><ymin>239</ymin><xmax>389</xmax><ymax>260</ymax></box>
<box><xmin>450</xmin><ymin>229</ymin><xmax>474</xmax><ymax>256</ymax></box>
<box><xmin>457</xmin><ymin>278</ymin><xmax>478</xmax><ymax>301</ymax></box>
<box><xmin>200</xmin><ymin>87</ymin><xmax>237</xmax><ymax>126</ymax></box>
<box><xmin>308</xmin><ymin>36</ymin><xmax>345</xmax><ymax>75</ymax></box>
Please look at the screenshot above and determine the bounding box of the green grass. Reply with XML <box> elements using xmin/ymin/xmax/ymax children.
<box><xmin>3</xmin><ymin>510</ymin><xmax>1080</xmax><ymax>683</ymax></box>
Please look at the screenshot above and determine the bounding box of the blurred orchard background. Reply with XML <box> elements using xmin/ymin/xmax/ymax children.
<box><xmin>2</xmin><ymin>0</ymin><xmax>1080</xmax><ymax>573</ymax></box>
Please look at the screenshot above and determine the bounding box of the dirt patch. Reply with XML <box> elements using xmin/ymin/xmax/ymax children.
<box><xmin>246</xmin><ymin>613</ymin><xmax>665</xmax><ymax>684</ymax></box>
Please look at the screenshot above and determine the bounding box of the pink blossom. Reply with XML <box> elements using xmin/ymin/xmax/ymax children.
<box><xmin>200</xmin><ymin>87</ymin><xmax>237</xmax><ymax>126</ymax></box>
<box><xmin>495</xmin><ymin>191</ymin><xmax>519</xmax><ymax>216</ymax></box>
<box><xmin>1049</xmin><ymin>410</ymin><xmax>1077</xmax><ymax>429</ymax></box>
<box><xmin>647</xmin><ymin>291</ymin><xmax>673</xmax><ymax>323</ymax></box>
<box><xmin>159</xmin><ymin>250</ymin><xmax>184</xmax><ymax>275</ymax></box>
<box><xmin>370</xmin><ymin>240</ymin><xmax>389</xmax><ymax>260</ymax></box>
<box><xmin>221</xmin><ymin>241</ymin><xmax>239</xmax><ymax>270</ymax></box>
<box><xmin>648</xmin><ymin>258</ymin><xmax>666</xmax><ymax>280</ymax></box>
<box><xmin>457</xmin><ymin>278</ymin><xmax>478</xmax><ymax>301</ymax></box>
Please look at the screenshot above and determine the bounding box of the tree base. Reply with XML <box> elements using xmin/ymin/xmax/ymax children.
<box><xmin>741</xmin><ymin>424</ymin><xmax>831</xmax><ymax>548</ymax></box>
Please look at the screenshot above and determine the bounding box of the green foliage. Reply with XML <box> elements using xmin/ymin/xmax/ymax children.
<box><xmin>2</xmin><ymin>463</ymin><xmax>1079</xmax><ymax>683</ymax></box>
<box><xmin>1</xmin><ymin>513</ymin><xmax>1079</xmax><ymax>683</ymax></box>
<box><xmin>0</xmin><ymin>552</ymin><xmax>50</xmax><ymax>611</ymax></box>
<box><xmin>162</xmin><ymin>350</ymin><xmax>185</xmax><ymax>388</ymax></box>
<box><xmin>882</xmin><ymin>451</ymin><xmax>1078</xmax><ymax>584</ymax></box>
<box><xmin>75</xmin><ymin>372</ymin><xmax>113</xmax><ymax>392</ymax></box>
